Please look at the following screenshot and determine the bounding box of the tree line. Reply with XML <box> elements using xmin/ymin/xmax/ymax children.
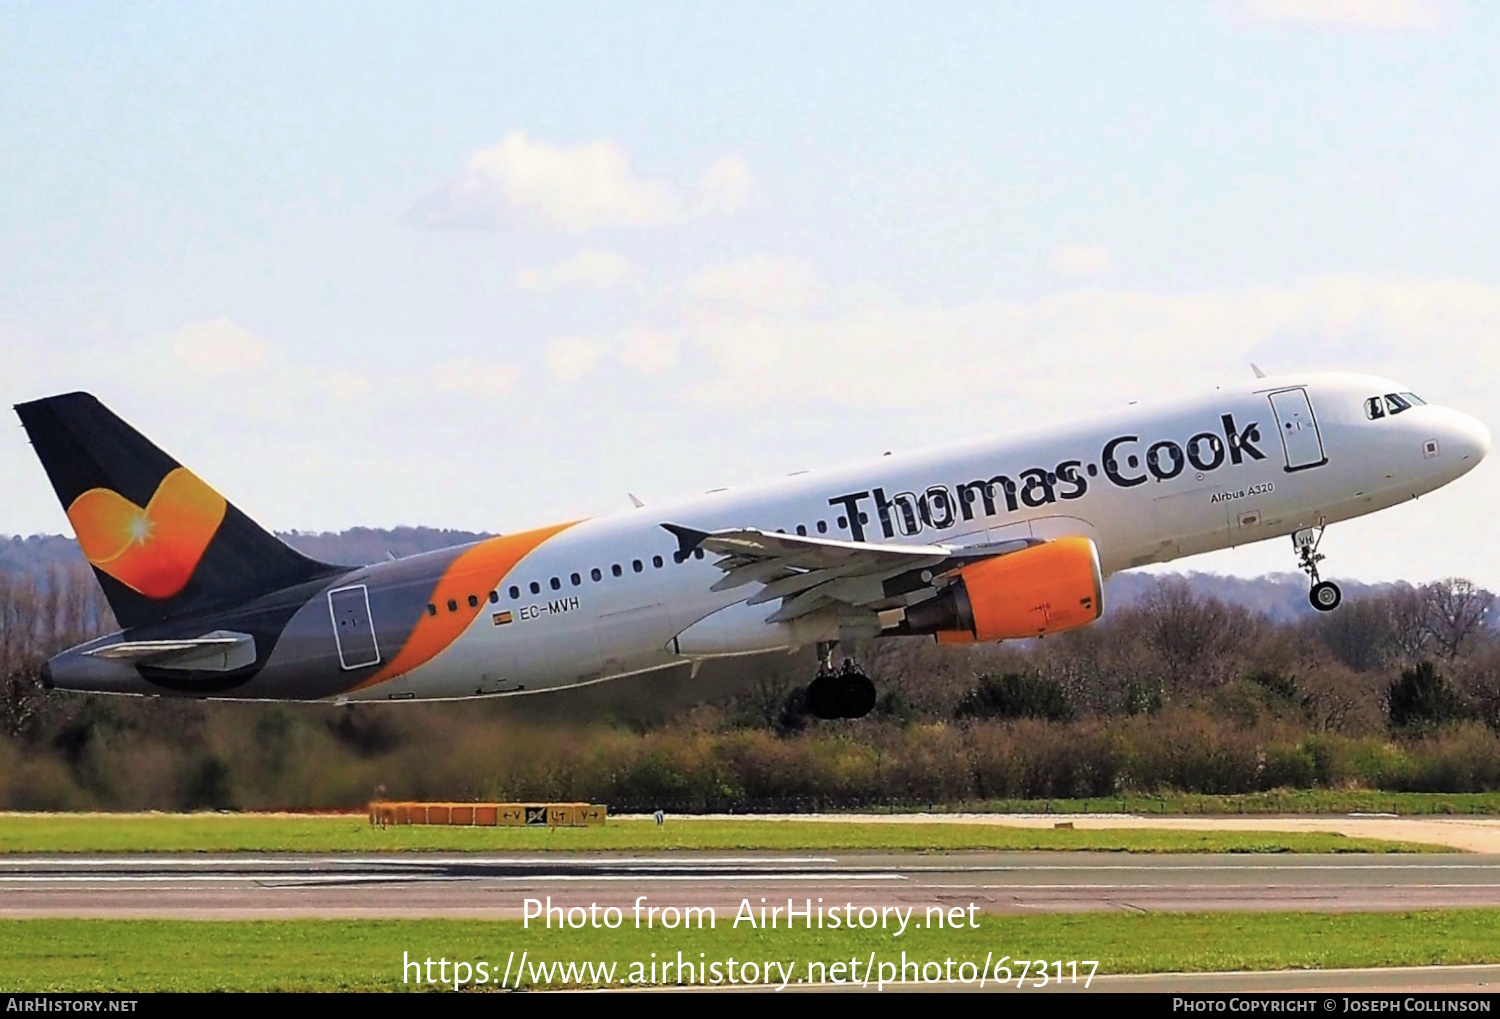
<box><xmin>0</xmin><ymin>564</ymin><xmax>1496</xmax><ymax>811</ymax></box>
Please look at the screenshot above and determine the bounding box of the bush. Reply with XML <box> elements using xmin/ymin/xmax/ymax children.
<box><xmin>1261</xmin><ymin>743</ymin><xmax>1317</xmax><ymax>789</ymax></box>
<box><xmin>955</xmin><ymin>673</ymin><xmax>1074</xmax><ymax>723</ymax></box>
<box><xmin>1382</xmin><ymin>725</ymin><xmax>1500</xmax><ymax>793</ymax></box>
<box><xmin>1388</xmin><ymin>662</ymin><xmax>1471</xmax><ymax>731</ymax></box>
<box><xmin>182</xmin><ymin>755</ymin><xmax>234</xmax><ymax>810</ymax></box>
<box><xmin>963</xmin><ymin>720</ymin><xmax>1116</xmax><ymax>799</ymax></box>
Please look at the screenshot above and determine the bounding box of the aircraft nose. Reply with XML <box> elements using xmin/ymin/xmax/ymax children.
<box><xmin>1436</xmin><ymin>409</ymin><xmax>1491</xmax><ymax>470</ymax></box>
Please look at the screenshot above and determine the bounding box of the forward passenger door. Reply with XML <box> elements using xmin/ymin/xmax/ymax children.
<box><xmin>1268</xmin><ymin>388</ymin><xmax>1327</xmax><ymax>472</ymax></box>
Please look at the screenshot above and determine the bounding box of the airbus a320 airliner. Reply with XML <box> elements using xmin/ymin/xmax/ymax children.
<box><xmin>16</xmin><ymin>372</ymin><xmax>1490</xmax><ymax>719</ymax></box>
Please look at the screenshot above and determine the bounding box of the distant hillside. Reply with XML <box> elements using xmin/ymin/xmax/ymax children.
<box><xmin>0</xmin><ymin>535</ymin><xmax>86</xmax><ymax>577</ymax></box>
<box><xmin>276</xmin><ymin>527</ymin><xmax>494</xmax><ymax>565</ymax></box>
<box><xmin>0</xmin><ymin>528</ymin><xmax>1396</xmax><ymax>620</ymax></box>
<box><xmin>1103</xmin><ymin>570</ymin><xmax>1395</xmax><ymax>623</ymax></box>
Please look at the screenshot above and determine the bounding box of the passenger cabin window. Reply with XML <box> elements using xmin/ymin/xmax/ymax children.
<box><xmin>612</xmin><ymin>564</ymin><xmax>623</xmax><ymax>577</ymax></box>
<box><xmin>467</xmin><ymin>594</ymin><xmax>479</xmax><ymax>608</ymax></box>
<box><xmin>488</xmin><ymin>591</ymin><xmax>499</xmax><ymax>604</ymax></box>
<box><xmin>509</xmin><ymin>586</ymin><xmax>520</xmax><ymax>600</ymax></box>
<box><xmin>591</xmin><ymin>568</ymin><xmax>602</xmax><ymax>582</ymax></box>
<box><xmin>426</xmin><ymin>603</ymin><xmax>437</xmax><ymax>617</ymax></box>
<box><xmin>1365</xmin><ymin>397</ymin><xmax>1384</xmax><ymax>420</ymax></box>
<box><xmin>652</xmin><ymin>555</ymin><xmax>663</xmax><ymax>568</ymax></box>
<box><xmin>550</xmin><ymin>577</ymin><xmax>561</xmax><ymax>590</ymax></box>
<box><xmin>570</xmin><ymin>572</ymin><xmax>581</xmax><ymax>586</ymax></box>
<box><xmin>632</xmin><ymin>559</ymin><xmax>643</xmax><ymax>573</ymax></box>
<box><xmin>529</xmin><ymin>581</ymin><xmax>541</xmax><ymax>595</ymax></box>
<box><xmin>817</xmin><ymin>520</ymin><xmax>827</xmax><ymax>534</ymax></box>
<box><xmin>446</xmin><ymin>599</ymin><xmax>458</xmax><ymax>612</ymax></box>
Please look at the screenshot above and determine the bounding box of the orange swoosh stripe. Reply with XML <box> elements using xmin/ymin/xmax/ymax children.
<box><xmin>351</xmin><ymin>521</ymin><xmax>578</xmax><ymax>691</ymax></box>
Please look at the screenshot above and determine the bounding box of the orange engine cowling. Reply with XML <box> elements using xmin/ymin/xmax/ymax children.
<box><xmin>901</xmin><ymin>537</ymin><xmax>1104</xmax><ymax>643</ymax></box>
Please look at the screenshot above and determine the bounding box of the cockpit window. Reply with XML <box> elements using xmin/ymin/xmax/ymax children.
<box><xmin>1364</xmin><ymin>397</ymin><xmax>1385</xmax><ymax>420</ymax></box>
<box><xmin>1401</xmin><ymin>392</ymin><xmax>1426</xmax><ymax>406</ymax></box>
<box><xmin>1385</xmin><ymin>393</ymin><xmax>1413</xmax><ymax>415</ymax></box>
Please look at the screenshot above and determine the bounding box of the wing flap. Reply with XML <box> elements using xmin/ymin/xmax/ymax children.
<box><xmin>664</xmin><ymin>523</ymin><xmax>953</xmax><ymax>622</ymax></box>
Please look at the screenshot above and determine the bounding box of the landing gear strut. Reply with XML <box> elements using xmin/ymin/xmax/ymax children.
<box><xmin>807</xmin><ymin>641</ymin><xmax>876</xmax><ymax>720</ymax></box>
<box><xmin>1294</xmin><ymin>523</ymin><xmax>1342</xmax><ymax>613</ymax></box>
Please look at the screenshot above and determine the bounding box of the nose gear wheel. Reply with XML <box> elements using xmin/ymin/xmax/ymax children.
<box><xmin>1310</xmin><ymin>580</ymin><xmax>1342</xmax><ymax>612</ymax></box>
<box><xmin>1293</xmin><ymin>521</ymin><xmax>1342</xmax><ymax>613</ymax></box>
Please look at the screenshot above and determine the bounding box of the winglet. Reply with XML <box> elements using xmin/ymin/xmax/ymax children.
<box><xmin>660</xmin><ymin>523</ymin><xmax>709</xmax><ymax>556</ymax></box>
<box><xmin>628</xmin><ymin>493</ymin><xmax>645</xmax><ymax>509</ymax></box>
<box><xmin>1251</xmin><ymin>362</ymin><xmax>1267</xmax><ymax>379</ymax></box>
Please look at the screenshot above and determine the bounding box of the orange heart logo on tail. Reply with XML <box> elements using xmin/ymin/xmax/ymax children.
<box><xmin>66</xmin><ymin>468</ymin><xmax>228</xmax><ymax>599</ymax></box>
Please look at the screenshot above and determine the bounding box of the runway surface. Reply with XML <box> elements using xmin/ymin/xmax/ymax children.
<box><xmin>6</xmin><ymin>851</ymin><xmax>1500</xmax><ymax>919</ymax></box>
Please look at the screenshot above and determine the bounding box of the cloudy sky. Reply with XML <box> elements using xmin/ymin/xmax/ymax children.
<box><xmin>3</xmin><ymin>0</ymin><xmax>1498</xmax><ymax>586</ymax></box>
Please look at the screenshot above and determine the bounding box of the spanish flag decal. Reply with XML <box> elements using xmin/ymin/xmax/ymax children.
<box><xmin>65</xmin><ymin>468</ymin><xmax>227</xmax><ymax>599</ymax></box>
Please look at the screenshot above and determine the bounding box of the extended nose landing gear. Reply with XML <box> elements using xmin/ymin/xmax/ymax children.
<box><xmin>1294</xmin><ymin>523</ymin><xmax>1342</xmax><ymax>612</ymax></box>
<box><xmin>807</xmin><ymin>641</ymin><xmax>876</xmax><ymax>720</ymax></box>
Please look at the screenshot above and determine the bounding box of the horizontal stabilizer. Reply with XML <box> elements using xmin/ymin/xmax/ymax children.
<box><xmin>84</xmin><ymin>631</ymin><xmax>257</xmax><ymax>672</ymax></box>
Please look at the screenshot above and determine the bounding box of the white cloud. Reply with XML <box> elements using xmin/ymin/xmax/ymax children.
<box><xmin>516</xmin><ymin>249</ymin><xmax>638</xmax><ymax>291</ymax></box>
<box><xmin>325</xmin><ymin>373</ymin><xmax>371</xmax><ymax>400</ymax></box>
<box><xmin>618</xmin><ymin>327</ymin><xmax>678</xmax><ymax>375</ymax></box>
<box><xmin>169</xmin><ymin>318</ymin><xmax>267</xmax><ymax>378</ymax></box>
<box><xmin>545</xmin><ymin>336</ymin><xmax>605</xmax><ymax>383</ymax></box>
<box><xmin>685</xmin><ymin>256</ymin><xmax>820</xmax><ymax>313</ymax></box>
<box><xmin>1238</xmin><ymin>0</ymin><xmax>1447</xmax><ymax>30</ymax></box>
<box><xmin>680</xmin><ymin>274</ymin><xmax>1500</xmax><ymax>412</ymax></box>
<box><xmin>696</xmin><ymin>157</ymin><xmax>754</xmax><ymax>217</ymax></box>
<box><xmin>1049</xmin><ymin>243</ymin><xmax>1116</xmax><ymax>279</ymax></box>
<box><xmin>431</xmin><ymin>358</ymin><xmax>519</xmax><ymax>396</ymax></box>
<box><xmin>418</xmin><ymin>132</ymin><xmax>753</xmax><ymax>232</ymax></box>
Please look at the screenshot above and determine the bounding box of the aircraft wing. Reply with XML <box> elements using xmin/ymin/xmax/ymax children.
<box><xmin>661</xmin><ymin>523</ymin><xmax>1032</xmax><ymax>623</ymax></box>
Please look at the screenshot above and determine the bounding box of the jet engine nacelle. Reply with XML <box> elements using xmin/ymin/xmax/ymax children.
<box><xmin>899</xmin><ymin>537</ymin><xmax>1104</xmax><ymax>643</ymax></box>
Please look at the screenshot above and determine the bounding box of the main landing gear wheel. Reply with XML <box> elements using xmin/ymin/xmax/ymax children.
<box><xmin>808</xmin><ymin>645</ymin><xmax>876</xmax><ymax>720</ymax></box>
<box><xmin>807</xmin><ymin>669</ymin><xmax>876</xmax><ymax>721</ymax></box>
<box><xmin>1293</xmin><ymin>522</ymin><xmax>1342</xmax><ymax>613</ymax></box>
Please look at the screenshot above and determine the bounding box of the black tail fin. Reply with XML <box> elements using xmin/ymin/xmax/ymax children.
<box><xmin>15</xmin><ymin>392</ymin><xmax>339</xmax><ymax>630</ymax></box>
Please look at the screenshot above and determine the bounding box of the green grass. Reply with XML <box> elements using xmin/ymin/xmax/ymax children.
<box><xmin>0</xmin><ymin>814</ymin><xmax>1437</xmax><ymax>854</ymax></box>
<box><xmin>941</xmin><ymin>790</ymin><xmax>1500</xmax><ymax>816</ymax></box>
<box><xmin>3</xmin><ymin>912</ymin><xmax>1498</xmax><ymax>990</ymax></box>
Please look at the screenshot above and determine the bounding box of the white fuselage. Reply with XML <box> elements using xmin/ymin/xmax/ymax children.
<box><xmin>345</xmin><ymin>372</ymin><xmax>1490</xmax><ymax>702</ymax></box>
